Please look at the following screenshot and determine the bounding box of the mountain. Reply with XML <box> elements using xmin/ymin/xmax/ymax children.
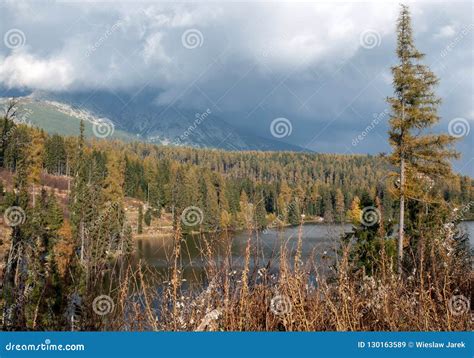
<box><xmin>2</xmin><ymin>91</ymin><xmax>308</xmax><ymax>152</ymax></box>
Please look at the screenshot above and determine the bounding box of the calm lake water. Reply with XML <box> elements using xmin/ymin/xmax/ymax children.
<box><xmin>135</xmin><ymin>221</ymin><xmax>474</xmax><ymax>285</ymax></box>
<box><xmin>462</xmin><ymin>221</ymin><xmax>474</xmax><ymax>247</ymax></box>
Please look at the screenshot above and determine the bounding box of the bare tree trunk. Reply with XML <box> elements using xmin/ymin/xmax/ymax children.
<box><xmin>397</xmin><ymin>95</ymin><xmax>406</xmax><ymax>275</ymax></box>
<box><xmin>398</xmin><ymin>157</ymin><xmax>405</xmax><ymax>274</ymax></box>
<box><xmin>80</xmin><ymin>220</ymin><xmax>84</xmax><ymax>264</ymax></box>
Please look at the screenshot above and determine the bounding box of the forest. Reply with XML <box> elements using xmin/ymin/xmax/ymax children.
<box><xmin>0</xmin><ymin>5</ymin><xmax>472</xmax><ymax>332</ymax></box>
<box><xmin>1</xmin><ymin>120</ymin><xmax>472</xmax><ymax>232</ymax></box>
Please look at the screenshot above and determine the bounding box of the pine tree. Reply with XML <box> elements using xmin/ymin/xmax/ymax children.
<box><xmin>69</xmin><ymin>120</ymin><xmax>89</xmax><ymax>266</ymax></box>
<box><xmin>0</xmin><ymin>99</ymin><xmax>18</xmax><ymax>169</ymax></box>
<box><xmin>28</xmin><ymin>130</ymin><xmax>45</xmax><ymax>207</ymax></box>
<box><xmin>1</xmin><ymin>126</ymin><xmax>30</xmax><ymax>329</ymax></box>
<box><xmin>323</xmin><ymin>192</ymin><xmax>334</xmax><ymax>223</ymax></box>
<box><xmin>335</xmin><ymin>188</ymin><xmax>345</xmax><ymax>223</ymax></box>
<box><xmin>103</xmin><ymin>151</ymin><xmax>125</xmax><ymax>203</ymax></box>
<box><xmin>144</xmin><ymin>208</ymin><xmax>152</xmax><ymax>226</ymax></box>
<box><xmin>254</xmin><ymin>191</ymin><xmax>267</xmax><ymax>230</ymax></box>
<box><xmin>201</xmin><ymin>173</ymin><xmax>220</xmax><ymax>231</ymax></box>
<box><xmin>137</xmin><ymin>205</ymin><xmax>143</xmax><ymax>234</ymax></box>
<box><xmin>387</xmin><ymin>4</ymin><xmax>459</xmax><ymax>273</ymax></box>
<box><xmin>287</xmin><ymin>199</ymin><xmax>301</xmax><ymax>226</ymax></box>
<box><xmin>277</xmin><ymin>180</ymin><xmax>292</xmax><ymax>219</ymax></box>
<box><xmin>46</xmin><ymin>192</ymin><xmax>64</xmax><ymax>232</ymax></box>
<box><xmin>238</xmin><ymin>190</ymin><xmax>253</xmax><ymax>229</ymax></box>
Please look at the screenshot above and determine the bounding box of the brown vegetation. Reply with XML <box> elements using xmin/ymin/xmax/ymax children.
<box><xmin>88</xmin><ymin>226</ymin><xmax>471</xmax><ymax>332</ymax></box>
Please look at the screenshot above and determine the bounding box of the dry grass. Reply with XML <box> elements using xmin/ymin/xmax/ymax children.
<box><xmin>91</xmin><ymin>226</ymin><xmax>471</xmax><ymax>332</ymax></box>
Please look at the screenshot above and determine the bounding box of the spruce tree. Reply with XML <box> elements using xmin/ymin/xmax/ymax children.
<box><xmin>387</xmin><ymin>4</ymin><xmax>459</xmax><ymax>274</ymax></box>
<box><xmin>69</xmin><ymin>120</ymin><xmax>88</xmax><ymax>265</ymax></box>
<box><xmin>288</xmin><ymin>199</ymin><xmax>301</xmax><ymax>226</ymax></box>
<box><xmin>1</xmin><ymin>126</ymin><xmax>30</xmax><ymax>329</ymax></box>
<box><xmin>254</xmin><ymin>191</ymin><xmax>267</xmax><ymax>230</ymax></box>
<box><xmin>335</xmin><ymin>189</ymin><xmax>345</xmax><ymax>223</ymax></box>
<box><xmin>144</xmin><ymin>208</ymin><xmax>152</xmax><ymax>226</ymax></box>
<box><xmin>137</xmin><ymin>205</ymin><xmax>143</xmax><ymax>234</ymax></box>
<box><xmin>0</xmin><ymin>99</ymin><xmax>18</xmax><ymax>169</ymax></box>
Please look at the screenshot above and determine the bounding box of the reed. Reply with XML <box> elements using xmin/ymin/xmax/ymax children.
<box><xmin>103</xmin><ymin>222</ymin><xmax>471</xmax><ymax>332</ymax></box>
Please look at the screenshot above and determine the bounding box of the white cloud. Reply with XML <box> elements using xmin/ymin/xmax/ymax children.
<box><xmin>142</xmin><ymin>32</ymin><xmax>171</xmax><ymax>65</ymax></box>
<box><xmin>0</xmin><ymin>0</ymin><xmax>471</xmax><ymax>174</ymax></box>
<box><xmin>0</xmin><ymin>52</ymin><xmax>74</xmax><ymax>91</ymax></box>
<box><xmin>0</xmin><ymin>1</ymin><xmax>399</xmax><ymax>92</ymax></box>
<box><xmin>0</xmin><ymin>1</ymin><xmax>471</xmax><ymax>133</ymax></box>
<box><xmin>434</xmin><ymin>25</ymin><xmax>457</xmax><ymax>39</ymax></box>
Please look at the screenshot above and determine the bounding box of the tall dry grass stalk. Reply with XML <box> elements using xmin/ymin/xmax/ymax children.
<box><xmin>100</xmin><ymin>222</ymin><xmax>471</xmax><ymax>332</ymax></box>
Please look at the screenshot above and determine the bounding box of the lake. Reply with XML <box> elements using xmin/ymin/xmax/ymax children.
<box><xmin>135</xmin><ymin>221</ymin><xmax>474</xmax><ymax>285</ymax></box>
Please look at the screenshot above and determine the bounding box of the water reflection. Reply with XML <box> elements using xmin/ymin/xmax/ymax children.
<box><xmin>134</xmin><ymin>223</ymin><xmax>353</xmax><ymax>285</ymax></box>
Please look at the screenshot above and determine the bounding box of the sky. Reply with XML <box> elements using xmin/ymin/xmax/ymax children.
<box><xmin>0</xmin><ymin>0</ymin><xmax>473</xmax><ymax>175</ymax></box>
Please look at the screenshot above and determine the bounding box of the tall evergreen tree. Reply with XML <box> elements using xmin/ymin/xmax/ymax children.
<box><xmin>387</xmin><ymin>4</ymin><xmax>459</xmax><ymax>273</ymax></box>
<box><xmin>137</xmin><ymin>205</ymin><xmax>143</xmax><ymax>234</ymax></box>
<box><xmin>254</xmin><ymin>190</ymin><xmax>267</xmax><ymax>230</ymax></box>
<box><xmin>335</xmin><ymin>188</ymin><xmax>345</xmax><ymax>223</ymax></box>
<box><xmin>1</xmin><ymin>126</ymin><xmax>30</xmax><ymax>329</ymax></box>
<box><xmin>288</xmin><ymin>199</ymin><xmax>301</xmax><ymax>226</ymax></box>
<box><xmin>0</xmin><ymin>99</ymin><xmax>18</xmax><ymax>169</ymax></box>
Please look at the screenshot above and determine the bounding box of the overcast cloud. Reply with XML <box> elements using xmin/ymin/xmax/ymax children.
<box><xmin>0</xmin><ymin>0</ymin><xmax>472</xmax><ymax>175</ymax></box>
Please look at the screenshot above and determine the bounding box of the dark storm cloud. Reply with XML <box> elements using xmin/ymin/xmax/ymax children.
<box><xmin>0</xmin><ymin>0</ymin><xmax>472</xmax><ymax>174</ymax></box>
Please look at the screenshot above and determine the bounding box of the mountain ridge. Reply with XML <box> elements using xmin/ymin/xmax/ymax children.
<box><xmin>3</xmin><ymin>91</ymin><xmax>309</xmax><ymax>153</ymax></box>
